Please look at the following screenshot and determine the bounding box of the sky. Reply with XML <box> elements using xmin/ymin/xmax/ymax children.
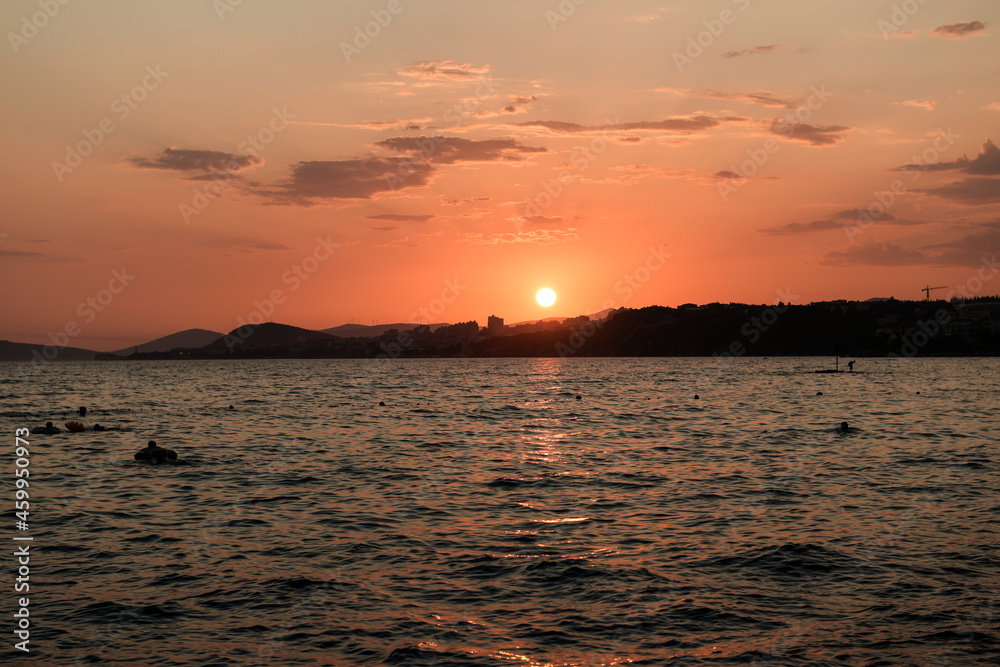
<box><xmin>1</xmin><ymin>0</ymin><xmax>998</xmax><ymax>351</ymax></box>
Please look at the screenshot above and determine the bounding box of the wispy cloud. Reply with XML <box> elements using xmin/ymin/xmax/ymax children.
<box><xmin>931</xmin><ymin>21</ymin><xmax>987</xmax><ymax>39</ymax></box>
<box><xmin>724</xmin><ymin>44</ymin><xmax>797</xmax><ymax>58</ymax></box>
<box><xmin>822</xmin><ymin>241</ymin><xmax>929</xmax><ymax>266</ymax></box>
<box><xmin>127</xmin><ymin>148</ymin><xmax>262</xmax><ymax>174</ymax></box>
<box><xmin>657</xmin><ymin>87</ymin><xmax>796</xmax><ymax>108</ymax></box>
<box><xmin>515</xmin><ymin>115</ymin><xmax>744</xmax><ymax>136</ymax></box>
<box><xmin>376</xmin><ymin>136</ymin><xmax>546</xmax><ymax>163</ymax></box>
<box><xmin>759</xmin><ymin>209</ymin><xmax>922</xmax><ymax>235</ymax></box>
<box><xmin>294</xmin><ymin>117</ymin><xmax>433</xmax><ymax>131</ymax></box>
<box><xmin>475</xmin><ymin>94</ymin><xmax>540</xmax><ymax>119</ymax></box>
<box><xmin>769</xmin><ymin>120</ymin><xmax>851</xmax><ymax>146</ymax></box>
<box><xmin>366</xmin><ymin>214</ymin><xmax>435</xmax><ymax>222</ymax></box>
<box><xmin>918</xmin><ymin>178</ymin><xmax>1000</xmax><ymax>205</ymax></box>
<box><xmin>441</xmin><ymin>196</ymin><xmax>491</xmax><ymax>206</ymax></box>
<box><xmin>898</xmin><ymin>99</ymin><xmax>938</xmax><ymax>111</ymax></box>
<box><xmin>250</xmin><ymin>137</ymin><xmax>544</xmax><ymax>205</ymax></box>
<box><xmin>399</xmin><ymin>60</ymin><xmax>490</xmax><ymax>80</ymax></box>
<box><xmin>461</xmin><ymin>229</ymin><xmax>579</xmax><ymax>244</ymax></box>
<box><xmin>251</xmin><ymin>157</ymin><xmax>435</xmax><ymax>205</ymax></box>
<box><xmin>894</xmin><ymin>139</ymin><xmax>1000</xmax><ymax>175</ymax></box>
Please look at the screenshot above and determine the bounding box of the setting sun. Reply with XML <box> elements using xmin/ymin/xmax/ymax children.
<box><xmin>536</xmin><ymin>288</ymin><xmax>557</xmax><ymax>308</ymax></box>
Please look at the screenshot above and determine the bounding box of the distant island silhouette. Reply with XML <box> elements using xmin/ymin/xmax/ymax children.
<box><xmin>3</xmin><ymin>297</ymin><xmax>998</xmax><ymax>362</ymax></box>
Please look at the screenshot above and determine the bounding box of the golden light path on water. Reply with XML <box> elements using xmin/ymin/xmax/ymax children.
<box><xmin>2</xmin><ymin>357</ymin><xmax>998</xmax><ymax>665</ymax></box>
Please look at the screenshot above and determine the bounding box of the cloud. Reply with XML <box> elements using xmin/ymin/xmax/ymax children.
<box><xmin>461</xmin><ymin>229</ymin><xmax>579</xmax><ymax>244</ymax></box>
<box><xmin>769</xmin><ymin>120</ymin><xmax>851</xmax><ymax>146</ymax></box>
<box><xmin>376</xmin><ymin>136</ymin><xmax>546</xmax><ymax>164</ymax></box>
<box><xmin>894</xmin><ymin>139</ymin><xmax>1000</xmax><ymax>175</ymax></box>
<box><xmin>884</xmin><ymin>29</ymin><xmax>919</xmax><ymax>38</ymax></box>
<box><xmin>921</xmin><ymin>222</ymin><xmax>1000</xmax><ymax>266</ymax></box>
<box><xmin>399</xmin><ymin>60</ymin><xmax>490</xmax><ymax>80</ymax></box>
<box><xmin>0</xmin><ymin>248</ymin><xmax>46</xmax><ymax>258</ymax></box>
<box><xmin>899</xmin><ymin>99</ymin><xmax>938</xmax><ymax>111</ymax></box>
<box><xmin>918</xmin><ymin>178</ymin><xmax>1000</xmax><ymax>204</ymax></box>
<box><xmin>822</xmin><ymin>241</ymin><xmax>929</xmax><ymax>266</ymax></box>
<box><xmin>586</xmin><ymin>164</ymin><xmax>701</xmax><ymax>185</ymax></box>
<box><xmin>376</xmin><ymin>237</ymin><xmax>418</xmax><ymax>248</ymax></box>
<box><xmin>127</xmin><ymin>147</ymin><xmax>262</xmax><ymax>173</ymax></box>
<box><xmin>294</xmin><ymin>117</ymin><xmax>432</xmax><ymax>130</ymax></box>
<box><xmin>759</xmin><ymin>209</ymin><xmax>926</xmax><ymax>235</ymax></box>
<box><xmin>233</xmin><ymin>241</ymin><xmax>294</xmax><ymax>254</ymax></box>
<box><xmin>244</xmin><ymin>241</ymin><xmax>292</xmax><ymax>251</ymax></box>
<box><xmin>658</xmin><ymin>87</ymin><xmax>796</xmax><ymax>108</ymax></box>
<box><xmin>724</xmin><ymin>44</ymin><xmax>797</xmax><ymax>58</ymax></box>
<box><xmin>931</xmin><ymin>21</ymin><xmax>987</xmax><ymax>39</ymax></box>
<box><xmin>441</xmin><ymin>196</ymin><xmax>491</xmax><ymax>206</ymax></box>
<box><xmin>252</xmin><ymin>157</ymin><xmax>435</xmax><ymax>205</ymax></box>
<box><xmin>370</xmin><ymin>226</ymin><xmax>399</xmax><ymax>232</ymax></box>
<box><xmin>183</xmin><ymin>173</ymin><xmax>245</xmax><ymax>182</ymax></box>
<box><xmin>366</xmin><ymin>214</ymin><xmax>435</xmax><ymax>222</ymax></box>
<box><xmin>0</xmin><ymin>248</ymin><xmax>82</xmax><ymax>262</ymax></box>
<box><xmin>251</xmin><ymin>137</ymin><xmax>541</xmax><ymax>205</ymax></box>
<box><xmin>475</xmin><ymin>94</ymin><xmax>540</xmax><ymax>119</ymax></box>
<box><xmin>514</xmin><ymin>214</ymin><xmax>565</xmax><ymax>228</ymax></box>
<box><xmin>350</xmin><ymin>118</ymin><xmax>431</xmax><ymax>130</ymax></box>
<box><xmin>705</xmin><ymin>91</ymin><xmax>796</xmax><ymax>108</ymax></box>
<box><xmin>824</xmin><ymin>221</ymin><xmax>1000</xmax><ymax>267</ymax></box>
<box><xmin>516</xmin><ymin>115</ymin><xmax>742</xmax><ymax>136</ymax></box>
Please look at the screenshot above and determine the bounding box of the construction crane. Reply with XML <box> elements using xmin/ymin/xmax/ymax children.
<box><xmin>922</xmin><ymin>285</ymin><xmax>947</xmax><ymax>301</ymax></box>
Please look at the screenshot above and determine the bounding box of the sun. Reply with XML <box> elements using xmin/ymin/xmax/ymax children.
<box><xmin>536</xmin><ymin>287</ymin><xmax>557</xmax><ymax>307</ymax></box>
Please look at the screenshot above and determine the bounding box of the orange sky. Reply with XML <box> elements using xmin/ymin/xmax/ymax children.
<box><xmin>1</xmin><ymin>0</ymin><xmax>998</xmax><ymax>350</ymax></box>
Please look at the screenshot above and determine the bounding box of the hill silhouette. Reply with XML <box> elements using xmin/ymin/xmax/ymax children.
<box><xmin>113</xmin><ymin>328</ymin><xmax>223</xmax><ymax>355</ymax></box>
<box><xmin>0</xmin><ymin>339</ymin><xmax>98</xmax><ymax>362</ymax></box>
<box><xmin>205</xmin><ymin>322</ymin><xmax>342</xmax><ymax>353</ymax></box>
<box><xmin>321</xmin><ymin>322</ymin><xmax>448</xmax><ymax>338</ymax></box>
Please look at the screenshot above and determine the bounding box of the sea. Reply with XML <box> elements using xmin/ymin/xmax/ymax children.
<box><xmin>2</xmin><ymin>357</ymin><xmax>998</xmax><ymax>666</ymax></box>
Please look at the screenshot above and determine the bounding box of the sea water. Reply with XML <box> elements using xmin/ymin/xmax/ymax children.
<box><xmin>1</xmin><ymin>357</ymin><xmax>998</xmax><ymax>666</ymax></box>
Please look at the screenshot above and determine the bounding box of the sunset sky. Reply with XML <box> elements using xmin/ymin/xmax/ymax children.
<box><xmin>2</xmin><ymin>0</ymin><xmax>998</xmax><ymax>350</ymax></box>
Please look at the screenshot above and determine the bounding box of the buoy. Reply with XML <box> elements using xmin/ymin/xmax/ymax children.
<box><xmin>817</xmin><ymin>391</ymin><xmax>823</xmax><ymax>396</ymax></box>
<box><xmin>694</xmin><ymin>394</ymin><xmax>700</xmax><ymax>400</ymax></box>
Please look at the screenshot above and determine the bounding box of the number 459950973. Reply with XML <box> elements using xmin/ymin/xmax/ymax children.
<box><xmin>14</xmin><ymin>428</ymin><xmax>30</xmax><ymax>521</ymax></box>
